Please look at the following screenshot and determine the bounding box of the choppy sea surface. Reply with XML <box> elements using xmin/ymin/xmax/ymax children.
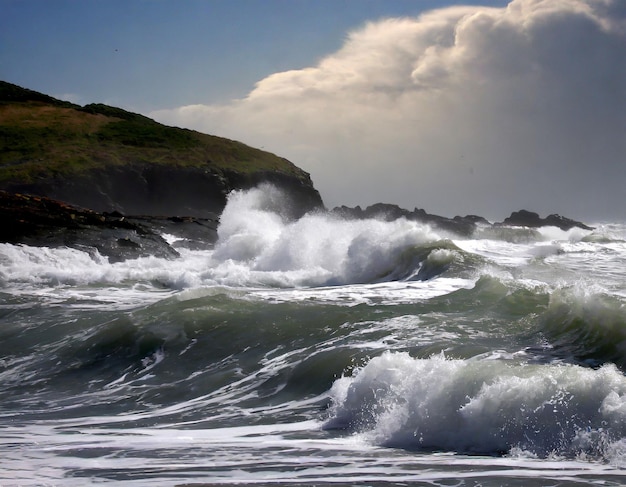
<box><xmin>2</xmin><ymin>186</ymin><xmax>626</xmax><ymax>486</ymax></box>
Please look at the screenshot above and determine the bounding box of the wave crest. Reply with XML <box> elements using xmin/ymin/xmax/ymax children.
<box><xmin>325</xmin><ymin>351</ymin><xmax>626</xmax><ymax>462</ymax></box>
<box><xmin>209</xmin><ymin>185</ymin><xmax>478</xmax><ymax>286</ymax></box>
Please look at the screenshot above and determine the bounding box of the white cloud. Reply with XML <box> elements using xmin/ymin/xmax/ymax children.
<box><xmin>152</xmin><ymin>0</ymin><xmax>626</xmax><ymax>220</ymax></box>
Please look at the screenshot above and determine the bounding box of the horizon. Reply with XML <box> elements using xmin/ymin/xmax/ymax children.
<box><xmin>2</xmin><ymin>0</ymin><xmax>625</xmax><ymax>221</ymax></box>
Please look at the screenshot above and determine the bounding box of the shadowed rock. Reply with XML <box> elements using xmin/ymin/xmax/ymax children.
<box><xmin>331</xmin><ymin>203</ymin><xmax>489</xmax><ymax>236</ymax></box>
<box><xmin>331</xmin><ymin>205</ymin><xmax>593</xmax><ymax>236</ymax></box>
<box><xmin>498</xmin><ymin>210</ymin><xmax>593</xmax><ymax>231</ymax></box>
<box><xmin>0</xmin><ymin>190</ymin><xmax>181</xmax><ymax>262</ymax></box>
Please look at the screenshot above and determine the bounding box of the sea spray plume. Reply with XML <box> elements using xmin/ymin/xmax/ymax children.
<box><xmin>212</xmin><ymin>184</ymin><xmax>288</xmax><ymax>263</ymax></box>
<box><xmin>325</xmin><ymin>351</ymin><xmax>626</xmax><ymax>461</ymax></box>
<box><xmin>209</xmin><ymin>185</ymin><xmax>466</xmax><ymax>287</ymax></box>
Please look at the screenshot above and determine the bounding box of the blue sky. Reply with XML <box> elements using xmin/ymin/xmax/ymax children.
<box><xmin>2</xmin><ymin>0</ymin><xmax>507</xmax><ymax>110</ymax></box>
<box><xmin>2</xmin><ymin>1</ymin><xmax>625</xmax><ymax>220</ymax></box>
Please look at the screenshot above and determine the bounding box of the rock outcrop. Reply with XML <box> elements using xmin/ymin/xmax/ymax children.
<box><xmin>331</xmin><ymin>204</ymin><xmax>593</xmax><ymax>236</ymax></box>
<box><xmin>498</xmin><ymin>210</ymin><xmax>593</xmax><ymax>231</ymax></box>
<box><xmin>331</xmin><ymin>203</ymin><xmax>490</xmax><ymax>236</ymax></box>
<box><xmin>0</xmin><ymin>190</ymin><xmax>183</xmax><ymax>262</ymax></box>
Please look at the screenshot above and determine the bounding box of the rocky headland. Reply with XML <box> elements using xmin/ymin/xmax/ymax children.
<box><xmin>0</xmin><ymin>80</ymin><xmax>324</xmax><ymax>260</ymax></box>
<box><xmin>0</xmin><ymin>80</ymin><xmax>322</xmax><ymax>220</ymax></box>
<box><xmin>1</xmin><ymin>81</ymin><xmax>594</xmax><ymax>261</ymax></box>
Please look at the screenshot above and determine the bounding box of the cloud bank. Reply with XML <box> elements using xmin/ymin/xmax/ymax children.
<box><xmin>152</xmin><ymin>0</ymin><xmax>626</xmax><ymax>220</ymax></box>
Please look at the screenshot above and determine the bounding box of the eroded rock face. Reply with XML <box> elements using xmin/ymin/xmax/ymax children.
<box><xmin>6</xmin><ymin>164</ymin><xmax>324</xmax><ymax>221</ymax></box>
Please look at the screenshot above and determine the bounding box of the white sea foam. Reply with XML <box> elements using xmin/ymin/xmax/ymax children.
<box><xmin>326</xmin><ymin>351</ymin><xmax>626</xmax><ymax>462</ymax></box>
<box><xmin>210</xmin><ymin>185</ymin><xmax>445</xmax><ymax>287</ymax></box>
<box><xmin>3</xmin><ymin>419</ymin><xmax>625</xmax><ymax>486</ymax></box>
<box><xmin>536</xmin><ymin>225</ymin><xmax>590</xmax><ymax>242</ymax></box>
<box><xmin>0</xmin><ymin>186</ymin><xmax>451</xmax><ymax>296</ymax></box>
<box><xmin>1</xmin><ymin>186</ymin><xmax>625</xmax><ymax>303</ymax></box>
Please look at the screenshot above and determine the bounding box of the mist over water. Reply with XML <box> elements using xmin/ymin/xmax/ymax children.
<box><xmin>2</xmin><ymin>185</ymin><xmax>626</xmax><ymax>485</ymax></box>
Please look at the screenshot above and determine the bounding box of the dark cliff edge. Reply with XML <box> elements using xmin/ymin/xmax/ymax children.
<box><xmin>0</xmin><ymin>190</ymin><xmax>183</xmax><ymax>262</ymax></box>
<box><xmin>6</xmin><ymin>163</ymin><xmax>323</xmax><ymax>222</ymax></box>
<box><xmin>0</xmin><ymin>80</ymin><xmax>323</xmax><ymax>221</ymax></box>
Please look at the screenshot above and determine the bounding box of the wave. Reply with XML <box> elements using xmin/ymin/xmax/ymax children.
<box><xmin>0</xmin><ymin>291</ymin><xmax>388</xmax><ymax>425</ymax></box>
<box><xmin>2</xmin><ymin>278</ymin><xmax>551</xmax><ymax>426</ymax></box>
<box><xmin>0</xmin><ymin>186</ymin><xmax>486</xmax><ymax>292</ymax></box>
<box><xmin>4</xmin><ymin>186</ymin><xmax>623</xmax><ymax>295</ymax></box>
<box><xmin>325</xmin><ymin>351</ymin><xmax>626</xmax><ymax>463</ymax></box>
<box><xmin>206</xmin><ymin>186</ymin><xmax>495</xmax><ymax>287</ymax></box>
<box><xmin>537</xmin><ymin>286</ymin><xmax>626</xmax><ymax>369</ymax></box>
<box><xmin>212</xmin><ymin>186</ymin><xmax>448</xmax><ymax>286</ymax></box>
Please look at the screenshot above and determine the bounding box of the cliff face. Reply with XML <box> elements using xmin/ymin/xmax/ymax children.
<box><xmin>7</xmin><ymin>163</ymin><xmax>322</xmax><ymax>220</ymax></box>
<box><xmin>0</xmin><ymin>81</ymin><xmax>324</xmax><ymax>219</ymax></box>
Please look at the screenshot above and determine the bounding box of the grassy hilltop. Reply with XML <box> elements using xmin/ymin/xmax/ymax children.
<box><xmin>0</xmin><ymin>81</ymin><xmax>323</xmax><ymax>219</ymax></box>
<box><xmin>0</xmin><ymin>81</ymin><xmax>306</xmax><ymax>185</ymax></box>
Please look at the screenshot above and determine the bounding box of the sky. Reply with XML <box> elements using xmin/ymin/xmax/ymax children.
<box><xmin>2</xmin><ymin>0</ymin><xmax>625</xmax><ymax>221</ymax></box>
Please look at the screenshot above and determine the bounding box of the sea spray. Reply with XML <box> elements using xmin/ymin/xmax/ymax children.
<box><xmin>325</xmin><ymin>351</ymin><xmax>626</xmax><ymax>461</ymax></box>
<box><xmin>210</xmin><ymin>185</ymin><xmax>459</xmax><ymax>286</ymax></box>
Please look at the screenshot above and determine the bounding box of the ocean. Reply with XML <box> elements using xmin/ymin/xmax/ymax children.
<box><xmin>2</xmin><ymin>186</ymin><xmax>626</xmax><ymax>486</ymax></box>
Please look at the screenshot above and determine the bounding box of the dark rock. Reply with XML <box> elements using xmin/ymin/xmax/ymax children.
<box><xmin>330</xmin><ymin>204</ymin><xmax>481</xmax><ymax>236</ymax></box>
<box><xmin>499</xmin><ymin>210</ymin><xmax>593</xmax><ymax>231</ymax></box>
<box><xmin>331</xmin><ymin>205</ymin><xmax>364</xmax><ymax>219</ymax></box>
<box><xmin>131</xmin><ymin>214</ymin><xmax>219</xmax><ymax>251</ymax></box>
<box><xmin>361</xmin><ymin>203</ymin><xmax>410</xmax><ymax>221</ymax></box>
<box><xmin>0</xmin><ymin>190</ymin><xmax>180</xmax><ymax>262</ymax></box>
<box><xmin>455</xmin><ymin>214</ymin><xmax>491</xmax><ymax>225</ymax></box>
<box><xmin>6</xmin><ymin>163</ymin><xmax>323</xmax><ymax>221</ymax></box>
<box><xmin>331</xmin><ymin>204</ymin><xmax>594</xmax><ymax>236</ymax></box>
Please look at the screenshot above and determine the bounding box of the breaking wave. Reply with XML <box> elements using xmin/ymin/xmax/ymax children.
<box><xmin>326</xmin><ymin>352</ymin><xmax>626</xmax><ymax>463</ymax></box>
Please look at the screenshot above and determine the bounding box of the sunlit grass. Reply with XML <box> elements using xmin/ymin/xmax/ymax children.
<box><xmin>0</xmin><ymin>82</ymin><xmax>303</xmax><ymax>185</ymax></box>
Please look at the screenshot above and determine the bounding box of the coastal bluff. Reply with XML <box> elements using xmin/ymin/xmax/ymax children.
<box><xmin>1</xmin><ymin>81</ymin><xmax>594</xmax><ymax>261</ymax></box>
<box><xmin>0</xmin><ymin>80</ymin><xmax>323</xmax><ymax>220</ymax></box>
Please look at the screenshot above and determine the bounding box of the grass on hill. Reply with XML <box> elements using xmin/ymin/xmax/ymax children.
<box><xmin>0</xmin><ymin>81</ymin><xmax>303</xmax><ymax>185</ymax></box>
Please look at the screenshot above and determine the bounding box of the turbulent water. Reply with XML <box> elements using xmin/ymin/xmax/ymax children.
<box><xmin>2</xmin><ymin>186</ymin><xmax>626</xmax><ymax>486</ymax></box>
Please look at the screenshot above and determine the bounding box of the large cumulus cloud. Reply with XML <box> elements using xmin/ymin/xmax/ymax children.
<box><xmin>152</xmin><ymin>0</ymin><xmax>626</xmax><ymax>220</ymax></box>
